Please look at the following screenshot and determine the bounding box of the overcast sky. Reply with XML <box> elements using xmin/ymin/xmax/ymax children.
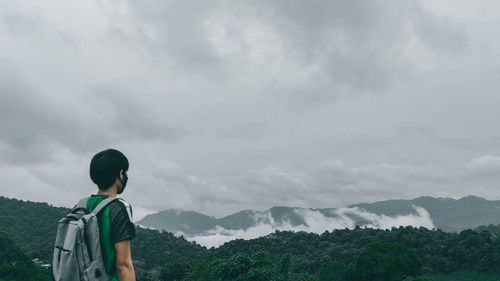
<box><xmin>1</xmin><ymin>0</ymin><xmax>500</xmax><ymax>220</ymax></box>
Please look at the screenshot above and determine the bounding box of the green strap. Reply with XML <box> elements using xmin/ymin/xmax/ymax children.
<box><xmin>87</xmin><ymin>196</ymin><xmax>119</xmax><ymax>281</ymax></box>
<box><xmin>92</xmin><ymin>197</ymin><xmax>119</xmax><ymax>215</ymax></box>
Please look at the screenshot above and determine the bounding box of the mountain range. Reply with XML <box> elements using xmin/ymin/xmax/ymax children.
<box><xmin>137</xmin><ymin>195</ymin><xmax>500</xmax><ymax>236</ymax></box>
<box><xmin>1</xmin><ymin>195</ymin><xmax>500</xmax><ymax>279</ymax></box>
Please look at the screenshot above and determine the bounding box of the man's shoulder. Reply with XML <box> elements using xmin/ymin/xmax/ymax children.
<box><xmin>108</xmin><ymin>198</ymin><xmax>133</xmax><ymax>222</ymax></box>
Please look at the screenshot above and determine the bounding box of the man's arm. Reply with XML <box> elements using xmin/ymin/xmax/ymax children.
<box><xmin>115</xmin><ymin>240</ymin><xmax>136</xmax><ymax>281</ymax></box>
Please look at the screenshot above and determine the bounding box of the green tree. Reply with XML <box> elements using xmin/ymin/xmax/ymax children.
<box><xmin>0</xmin><ymin>233</ymin><xmax>53</xmax><ymax>281</ymax></box>
<box><xmin>277</xmin><ymin>253</ymin><xmax>291</xmax><ymax>278</ymax></box>
<box><xmin>160</xmin><ymin>263</ymin><xmax>190</xmax><ymax>281</ymax></box>
<box><xmin>0</xmin><ymin>232</ymin><xmax>28</xmax><ymax>264</ymax></box>
<box><xmin>318</xmin><ymin>261</ymin><xmax>348</xmax><ymax>281</ymax></box>
<box><xmin>356</xmin><ymin>242</ymin><xmax>422</xmax><ymax>281</ymax></box>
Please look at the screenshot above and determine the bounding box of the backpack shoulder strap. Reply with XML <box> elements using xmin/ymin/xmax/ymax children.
<box><xmin>73</xmin><ymin>197</ymin><xmax>90</xmax><ymax>209</ymax></box>
<box><xmin>91</xmin><ymin>197</ymin><xmax>120</xmax><ymax>215</ymax></box>
<box><xmin>117</xmin><ymin>198</ymin><xmax>133</xmax><ymax>221</ymax></box>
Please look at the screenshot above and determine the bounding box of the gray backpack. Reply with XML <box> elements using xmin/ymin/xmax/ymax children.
<box><xmin>53</xmin><ymin>196</ymin><xmax>118</xmax><ymax>281</ymax></box>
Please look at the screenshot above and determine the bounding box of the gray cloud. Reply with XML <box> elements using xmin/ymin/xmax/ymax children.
<box><xmin>0</xmin><ymin>60</ymin><xmax>75</xmax><ymax>164</ymax></box>
<box><xmin>0</xmin><ymin>0</ymin><xmax>498</xmax><ymax>218</ymax></box>
<box><xmin>123</xmin><ymin>0</ymin><xmax>467</xmax><ymax>94</ymax></box>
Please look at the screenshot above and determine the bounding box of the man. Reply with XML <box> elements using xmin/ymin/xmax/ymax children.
<box><xmin>88</xmin><ymin>149</ymin><xmax>136</xmax><ymax>281</ymax></box>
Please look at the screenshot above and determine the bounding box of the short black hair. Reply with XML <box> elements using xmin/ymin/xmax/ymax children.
<box><xmin>89</xmin><ymin>149</ymin><xmax>129</xmax><ymax>190</ymax></box>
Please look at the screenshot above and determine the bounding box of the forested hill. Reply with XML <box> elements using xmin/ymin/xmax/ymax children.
<box><xmin>138</xmin><ymin>195</ymin><xmax>500</xmax><ymax>236</ymax></box>
<box><xmin>0</xmin><ymin>232</ymin><xmax>52</xmax><ymax>280</ymax></box>
<box><xmin>0</xmin><ymin>196</ymin><xmax>69</xmax><ymax>260</ymax></box>
<box><xmin>0</xmin><ymin>196</ymin><xmax>208</xmax><ymax>277</ymax></box>
<box><xmin>1</xmin><ymin>195</ymin><xmax>500</xmax><ymax>281</ymax></box>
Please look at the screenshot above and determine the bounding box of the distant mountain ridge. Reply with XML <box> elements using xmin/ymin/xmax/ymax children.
<box><xmin>350</xmin><ymin>195</ymin><xmax>500</xmax><ymax>232</ymax></box>
<box><xmin>138</xmin><ymin>195</ymin><xmax>500</xmax><ymax>235</ymax></box>
<box><xmin>138</xmin><ymin>206</ymin><xmax>340</xmax><ymax>236</ymax></box>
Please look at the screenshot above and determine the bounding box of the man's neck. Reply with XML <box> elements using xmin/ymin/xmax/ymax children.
<box><xmin>97</xmin><ymin>185</ymin><xmax>118</xmax><ymax>197</ymax></box>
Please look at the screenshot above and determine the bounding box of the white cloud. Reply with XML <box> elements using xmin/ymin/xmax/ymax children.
<box><xmin>466</xmin><ymin>155</ymin><xmax>500</xmax><ymax>175</ymax></box>
<box><xmin>132</xmin><ymin>206</ymin><xmax>156</xmax><ymax>223</ymax></box>
<box><xmin>185</xmin><ymin>206</ymin><xmax>435</xmax><ymax>248</ymax></box>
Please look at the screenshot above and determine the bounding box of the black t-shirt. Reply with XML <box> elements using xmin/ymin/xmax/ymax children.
<box><xmin>109</xmin><ymin>200</ymin><xmax>135</xmax><ymax>243</ymax></box>
<box><xmin>91</xmin><ymin>195</ymin><xmax>136</xmax><ymax>243</ymax></box>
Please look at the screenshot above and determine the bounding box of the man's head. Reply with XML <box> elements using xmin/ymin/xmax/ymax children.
<box><xmin>90</xmin><ymin>149</ymin><xmax>129</xmax><ymax>193</ymax></box>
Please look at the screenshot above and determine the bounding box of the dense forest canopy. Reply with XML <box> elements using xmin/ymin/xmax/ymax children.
<box><xmin>0</xmin><ymin>232</ymin><xmax>52</xmax><ymax>281</ymax></box>
<box><xmin>1</xmin><ymin>196</ymin><xmax>500</xmax><ymax>280</ymax></box>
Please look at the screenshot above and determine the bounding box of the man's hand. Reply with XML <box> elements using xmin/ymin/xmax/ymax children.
<box><xmin>115</xmin><ymin>240</ymin><xmax>136</xmax><ymax>281</ymax></box>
